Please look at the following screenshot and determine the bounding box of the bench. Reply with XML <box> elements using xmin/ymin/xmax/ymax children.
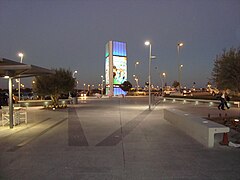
<box><xmin>163</xmin><ymin>109</ymin><xmax>230</xmax><ymax>148</ymax></box>
<box><xmin>233</xmin><ymin>101</ymin><xmax>240</xmax><ymax>108</ymax></box>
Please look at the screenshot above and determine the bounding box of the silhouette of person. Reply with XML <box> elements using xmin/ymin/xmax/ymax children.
<box><xmin>218</xmin><ymin>91</ymin><xmax>230</xmax><ymax>110</ymax></box>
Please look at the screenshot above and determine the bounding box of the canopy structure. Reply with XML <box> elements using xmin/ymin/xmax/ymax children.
<box><xmin>0</xmin><ymin>57</ymin><xmax>55</xmax><ymax>128</ymax></box>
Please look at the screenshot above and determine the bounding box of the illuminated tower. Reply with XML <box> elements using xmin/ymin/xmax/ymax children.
<box><xmin>105</xmin><ymin>41</ymin><xmax>127</xmax><ymax>96</ymax></box>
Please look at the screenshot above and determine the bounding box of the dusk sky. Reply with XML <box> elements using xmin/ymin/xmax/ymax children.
<box><xmin>1</xmin><ymin>0</ymin><xmax>240</xmax><ymax>89</ymax></box>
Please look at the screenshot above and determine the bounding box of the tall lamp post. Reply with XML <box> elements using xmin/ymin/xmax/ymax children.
<box><xmin>72</xmin><ymin>70</ymin><xmax>78</xmax><ymax>97</ymax></box>
<box><xmin>134</xmin><ymin>61</ymin><xmax>140</xmax><ymax>90</ymax></box>
<box><xmin>133</xmin><ymin>75</ymin><xmax>139</xmax><ymax>90</ymax></box>
<box><xmin>177</xmin><ymin>43</ymin><xmax>184</xmax><ymax>91</ymax></box>
<box><xmin>18</xmin><ymin>52</ymin><xmax>24</xmax><ymax>101</ymax></box>
<box><xmin>83</xmin><ymin>83</ymin><xmax>86</xmax><ymax>95</ymax></box>
<box><xmin>145</xmin><ymin>41</ymin><xmax>152</xmax><ymax>111</ymax></box>
<box><xmin>179</xmin><ymin>64</ymin><xmax>183</xmax><ymax>89</ymax></box>
<box><xmin>135</xmin><ymin>61</ymin><xmax>139</xmax><ymax>71</ymax></box>
<box><xmin>101</xmin><ymin>75</ymin><xmax>104</xmax><ymax>96</ymax></box>
<box><xmin>162</xmin><ymin>72</ymin><xmax>166</xmax><ymax>89</ymax></box>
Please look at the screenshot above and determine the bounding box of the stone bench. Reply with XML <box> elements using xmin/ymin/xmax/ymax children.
<box><xmin>163</xmin><ymin>109</ymin><xmax>230</xmax><ymax>148</ymax></box>
<box><xmin>233</xmin><ymin>101</ymin><xmax>240</xmax><ymax>108</ymax></box>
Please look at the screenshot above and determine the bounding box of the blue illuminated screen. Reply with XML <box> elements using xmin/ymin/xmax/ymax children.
<box><xmin>113</xmin><ymin>41</ymin><xmax>127</xmax><ymax>56</ymax></box>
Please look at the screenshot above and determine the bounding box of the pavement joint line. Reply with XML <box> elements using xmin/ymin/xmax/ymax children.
<box><xmin>96</xmin><ymin>108</ymin><xmax>151</xmax><ymax>146</ymax></box>
<box><xmin>68</xmin><ymin>107</ymin><xmax>89</xmax><ymax>146</ymax></box>
<box><xmin>6</xmin><ymin>118</ymin><xmax>68</xmax><ymax>152</ymax></box>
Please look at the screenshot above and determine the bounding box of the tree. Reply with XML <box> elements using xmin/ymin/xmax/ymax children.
<box><xmin>212</xmin><ymin>48</ymin><xmax>240</xmax><ymax>93</ymax></box>
<box><xmin>120</xmin><ymin>81</ymin><xmax>132</xmax><ymax>92</ymax></box>
<box><xmin>172</xmin><ymin>81</ymin><xmax>179</xmax><ymax>88</ymax></box>
<box><xmin>33</xmin><ymin>68</ymin><xmax>76</xmax><ymax>106</ymax></box>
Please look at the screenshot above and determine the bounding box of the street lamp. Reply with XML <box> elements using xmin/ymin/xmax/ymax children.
<box><xmin>101</xmin><ymin>75</ymin><xmax>104</xmax><ymax>96</ymax></box>
<box><xmin>177</xmin><ymin>42</ymin><xmax>184</xmax><ymax>91</ymax></box>
<box><xmin>134</xmin><ymin>61</ymin><xmax>140</xmax><ymax>90</ymax></box>
<box><xmin>135</xmin><ymin>61</ymin><xmax>140</xmax><ymax>71</ymax></box>
<box><xmin>162</xmin><ymin>72</ymin><xmax>166</xmax><ymax>89</ymax></box>
<box><xmin>179</xmin><ymin>64</ymin><xmax>183</xmax><ymax>89</ymax></box>
<box><xmin>72</xmin><ymin>70</ymin><xmax>78</xmax><ymax>78</ymax></box>
<box><xmin>145</xmin><ymin>41</ymin><xmax>152</xmax><ymax>110</ymax></box>
<box><xmin>18</xmin><ymin>52</ymin><xmax>24</xmax><ymax>101</ymax></box>
<box><xmin>133</xmin><ymin>75</ymin><xmax>139</xmax><ymax>90</ymax></box>
<box><xmin>135</xmin><ymin>77</ymin><xmax>139</xmax><ymax>90</ymax></box>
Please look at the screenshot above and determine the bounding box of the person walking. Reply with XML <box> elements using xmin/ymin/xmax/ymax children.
<box><xmin>218</xmin><ymin>91</ymin><xmax>230</xmax><ymax>110</ymax></box>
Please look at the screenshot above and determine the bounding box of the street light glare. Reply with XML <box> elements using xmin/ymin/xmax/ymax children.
<box><xmin>178</xmin><ymin>43</ymin><xmax>184</xmax><ymax>47</ymax></box>
<box><xmin>18</xmin><ymin>52</ymin><xmax>24</xmax><ymax>58</ymax></box>
<box><xmin>145</xmin><ymin>41</ymin><xmax>150</xmax><ymax>46</ymax></box>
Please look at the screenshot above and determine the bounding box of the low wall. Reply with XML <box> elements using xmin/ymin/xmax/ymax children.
<box><xmin>18</xmin><ymin>99</ymin><xmax>72</xmax><ymax>107</ymax></box>
<box><xmin>163</xmin><ymin>109</ymin><xmax>230</xmax><ymax>148</ymax></box>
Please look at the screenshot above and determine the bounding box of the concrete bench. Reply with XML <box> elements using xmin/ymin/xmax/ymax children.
<box><xmin>233</xmin><ymin>101</ymin><xmax>240</xmax><ymax>108</ymax></box>
<box><xmin>163</xmin><ymin>109</ymin><xmax>230</xmax><ymax>148</ymax></box>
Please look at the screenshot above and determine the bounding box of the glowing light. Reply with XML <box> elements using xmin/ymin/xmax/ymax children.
<box><xmin>178</xmin><ymin>43</ymin><xmax>184</xmax><ymax>47</ymax></box>
<box><xmin>18</xmin><ymin>52</ymin><xmax>24</xmax><ymax>58</ymax></box>
<box><xmin>145</xmin><ymin>41</ymin><xmax>150</xmax><ymax>46</ymax></box>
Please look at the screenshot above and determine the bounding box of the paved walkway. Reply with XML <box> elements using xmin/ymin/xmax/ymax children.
<box><xmin>0</xmin><ymin>97</ymin><xmax>239</xmax><ymax>179</ymax></box>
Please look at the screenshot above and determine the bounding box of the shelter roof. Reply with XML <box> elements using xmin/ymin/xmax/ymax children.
<box><xmin>0</xmin><ymin>57</ymin><xmax>54</xmax><ymax>78</ymax></box>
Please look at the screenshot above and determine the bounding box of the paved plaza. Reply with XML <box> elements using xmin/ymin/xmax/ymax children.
<box><xmin>0</xmin><ymin>96</ymin><xmax>240</xmax><ymax>179</ymax></box>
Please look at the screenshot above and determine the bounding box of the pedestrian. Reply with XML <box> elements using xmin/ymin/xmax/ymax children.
<box><xmin>218</xmin><ymin>91</ymin><xmax>230</xmax><ymax>110</ymax></box>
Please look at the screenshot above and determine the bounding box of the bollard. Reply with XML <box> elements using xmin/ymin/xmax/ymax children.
<box><xmin>208</xmin><ymin>114</ymin><xmax>210</xmax><ymax>118</ymax></box>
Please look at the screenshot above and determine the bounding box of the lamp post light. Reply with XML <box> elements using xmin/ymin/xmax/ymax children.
<box><xmin>72</xmin><ymin>70</ymin><xmax>78</xmax><ymax>78</ymax></box>
<box><xmin>135</xmin><ymin>61</ymin><xmax>139</xmax><ymax>71</ymax></box>
<box><xmin>177</xmin><ymin>43</ymin><xmax>184</xmax><ymax>92</ymax></box>
<box><xmin>161</xmin><ymin>72</ymin><xmax>166</xmax><ymax>89</ymax></box>
<box><xmin>133</xmin><ymin>75</ymin><xmax>139</xmax><ymax>90</ymax></box>
<box><xmin>83</xmin><ymin>83</ymin><xmax>86</xmax><ymax>94</ymax></box>
<box><xmin>135</xmin><ymin>77</ymin><xmax>139</xmax><ymax>90</ymax></box>
<box><xmin>18</xmin><ymin>52</ymin><xmax>24</xmax><ymax>101</ymax></box>
<box><xmin>135</xmin><ymin>61</ymin><xmax>140</xmax><ymax>90</ymax></box>
<box><xmin>76</xmin><ymin>80</ymin><xmax>79</xmax><ymax>90</ymax></box>
<box><xmin>145</xmin><ymin>41</ymin><xmax>152</xmax><ymax>111</ymax></box>
<box><xmin>179</xmin><ymin>64</ymin><xmax>183</xmax><ymax>89</ymax></box>
<box><xmin>101</xmin><ymin>75</ymin><xmax>104</xmax><ymax>96</ymax></box>
<box><xmin>72</xmin><ymin>71</ymin><xmax>78</xmax><ymax>95</ymax></box>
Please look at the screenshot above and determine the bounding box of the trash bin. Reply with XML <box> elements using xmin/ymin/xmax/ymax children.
<box><xmin>72</xmin><ymin>97</ymin><xmax>78</xmax><ymax>104</ymax></box>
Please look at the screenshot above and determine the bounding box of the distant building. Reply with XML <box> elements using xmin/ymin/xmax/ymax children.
<box><xmin>105</xmin><ymin>41</ymin><xmax>127</xmax><ymax>96</ymax></box>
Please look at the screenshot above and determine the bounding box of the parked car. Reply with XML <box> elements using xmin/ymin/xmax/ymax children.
<box><xmin>182</xmin><ymin>89</ymin><xmax>192</xmax><ymax>96</ymax></box>
<box><xmin>163</xmin><ymin>86</ymin><xmax>176</xmax><ymax>96</ymax></box>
